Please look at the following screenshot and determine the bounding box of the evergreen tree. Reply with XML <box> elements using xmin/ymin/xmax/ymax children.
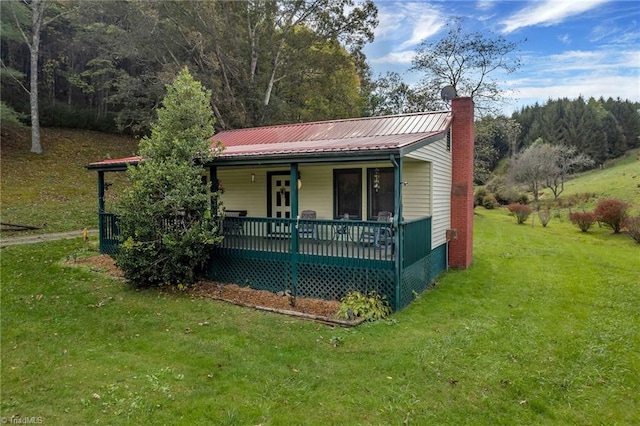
<box><xmin>115</xmin><ymin>68</ymin><xmax>222</xmax><ymax>288</ymax></box>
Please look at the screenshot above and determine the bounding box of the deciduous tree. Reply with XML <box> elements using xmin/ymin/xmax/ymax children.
<box><xmin>411</xmin><ymin>17</ymin><xmax>522</xmax><ymax>115</ymax></box>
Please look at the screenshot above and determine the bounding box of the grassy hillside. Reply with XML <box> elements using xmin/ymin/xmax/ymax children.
<box><xmin>0</xmin><ymin>127</ymin><xmax>139</xmax><ymax>234</ymax></box>
<box><xmin>559</xmin><ymin>148</ymin><xmax>640</xmax><ymax>212</ymax></box>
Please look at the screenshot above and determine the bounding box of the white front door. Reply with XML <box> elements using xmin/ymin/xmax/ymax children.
<box><xmin>271</xmin><ymin>175</ymin><xmax>291</xmax><ymax>234</ymax></box>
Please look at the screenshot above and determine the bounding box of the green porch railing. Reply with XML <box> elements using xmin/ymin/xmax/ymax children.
<box><xmin>98</xmin><ymin>212</ymin><xmax>120</xmax><ymax>255</ymax></box>
<box><xmin>220</xmin><ymin>216</ymin><xmax>395</xmax><ymax>262</ymax></box>
<box><xmin>402</xmin><ymin>216</ymin><xmax>432</xmax><ymax>267</ymax></box>
<box><xmin>98</xmin><ymin>213</ymin><xmax>444</xmax><ymax>310</ymax></box>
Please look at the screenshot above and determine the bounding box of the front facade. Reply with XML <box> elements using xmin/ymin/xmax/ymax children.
<box><xmin>88</xmin><ymin>98</ymin><xmax>474</xmax><ymax>311</ymax></box>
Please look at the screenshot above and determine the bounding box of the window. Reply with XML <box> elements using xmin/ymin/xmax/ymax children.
<box><xmin>334</xmin><ymin>169</ymin><xmax>362</xmax><ymax>219</ymax></box>
<box><xmin>368</xmin><ymin>167</ymin><xmax>394</xmax><ymax>220</ymax></box>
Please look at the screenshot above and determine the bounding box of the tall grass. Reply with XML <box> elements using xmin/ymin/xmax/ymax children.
<box><xmin>2</xmin><ymin>208</ymin><xmax>638</xmax><ymax>424</ymax></box>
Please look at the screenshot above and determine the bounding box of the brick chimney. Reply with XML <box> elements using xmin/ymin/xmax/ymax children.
<box><xmin>448</xmin><ymin>97</ymin><xmax>474</xmax><ymax>269</ymax></box>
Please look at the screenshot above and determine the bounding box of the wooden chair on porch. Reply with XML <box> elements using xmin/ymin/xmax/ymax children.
<box><xmin>328</xmin><ymin>213</ymin><xmax>352</xmax><ymax>245</ymax></box>
<box><xmin>359</xmin><ymin>211</ymin><xmax>393</xmax><ymax>249</ymax></box>
<box><xmin>298</xmin><ymin>210</ymin><xmax>319</xmax><ymax>241</ymax></box>
<box><xmin>223</xmin><ymin>210</ymin><xmax>247</xmax><ymax>235</ymax></box>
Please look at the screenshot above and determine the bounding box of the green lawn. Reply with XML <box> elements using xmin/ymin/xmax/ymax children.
<box><xmin>0</xmin><ymin>127</ymin><xmax>138</xmax><ymax>235</ymax></box>
<box><xmin>2</xmin><ymin>208</ymin><xmax>638</xmax><ymax>425</ymax></box>
<box><xmin>544</xmin><ymin>148</ymin><xmax>640</xmax><ymax>213</ymax></box>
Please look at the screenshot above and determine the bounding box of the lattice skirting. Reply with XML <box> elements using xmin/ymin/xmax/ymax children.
<box><xmin>398</xmin><ymin>243</ymin><xmax>447</xmax><ymax>310</ymax></box>
<box><xmin>208</xmin><ymin>254</ymin><xmax>395</xmax><ymax>305</ymax></box>
<box><xmin>208</xmin><ymin>244</ymin><xmax>446</xmax><ymax>311</ymax></box>
<box><xmin>297</xmin><ymin>263</ymin><xmax>395</xmax><ymax>303</ymax></box>
<box><xmin>208</xmin><ymin>256</ymin><xmax>292</xmax><ymax>293</ymax></box>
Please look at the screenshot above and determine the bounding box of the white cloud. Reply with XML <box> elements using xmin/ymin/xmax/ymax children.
<box><xmin>500</xmin><ymin>0</ymin><xmax>611</xmax><ymax>34</ymax></box>
<box><xmin>540</xmin><ymin>49</ymin><xmax>640</xmax><ymax>73</ymax></box>
<box><xmin>370</xmin><ymin>50</ymin><xmax>416</xmax><ymax>65</ymax></box>
<box><xmin>373</xmin><ymin>2</ymin><xmax>445</xmax><ymax>47</ymax></box>
<box><xmin>508</xmin><ymin>75</ymin><xmax>640</xmax><ymax>100</ymax></box>
<box><xmin>476</xmin><ymin>0</ymin><xmax>498</xmax><ymax>12</ymax></box>
<box><xmin>397</xmin><ymin>15</ymin><xmax>444</xmax><ymax>50</ymax></box>
<box><xmin>558</xmin><ymin>34</ymin><xmax>571</xmax><ymax>45</ymax></box>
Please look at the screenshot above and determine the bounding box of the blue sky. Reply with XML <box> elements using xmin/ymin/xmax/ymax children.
<box><xmin>362</xmin><ymin>0</ymin><xmax>640</xmax><ymax>115</ymax></box>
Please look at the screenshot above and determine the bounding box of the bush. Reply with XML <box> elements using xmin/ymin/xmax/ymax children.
<box><xmin>538</xmin><ymin>208</ymin><xmax>551</xmax><ymax>227</ymax></box>
<box><xmin>594</xmin><ymin>198</ymin><xmax>630</xmax><ymax>233</ymax></box>
<box><xmin>0</xmin><ymin>101</ymin><xmax>27</xmax><ymax>128</ymax></box>
<box><xmin>570</xmin><ymin>211</ymin><xmax>597</xmax><ymax>232</ymax></box>
<box><xmin>507</xmin><ymin>203</ymin><xmax>532</xmax><ymax>224</ymax></box>
<box><xmin>485</xmin><ymin>176</ymin><xmax>529</xmax><ymax>206</ymax></box>
<box><xmin>623</xmin><ymin>216</ymin><xmax>640</xmax><ymax>243</ymax></box>
<box><xmin>482</xmin><ymin>194</ymin><xmax>499</xmax><ymax>209</ymax></box>
<box><xmin>115</xmin><ymin>68</ymin><xmax>222</xmax><ymax>288</ymax></box>
<box><xmin>337</xmin><ymin>290</ymin><xmax>392</xmax><ymax>321</ymax></box>
<box><xmin>474</xmin><ymin>187</ymin><xmax>489</xmax><ymax>207</ymax></box>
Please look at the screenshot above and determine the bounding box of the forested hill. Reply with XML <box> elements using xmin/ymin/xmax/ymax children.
<box><xmin>1</xmin><ymin>0</ymin><xmax>377</xmax><ymax>135</ymax></box>
<box><xmin>473</xmin><ymin>97</ymin><xmax>640</xmax><ymax>184</ymax></box>
<box><xmin>513</xmin><ymin>97</ymin><xmax>640</xmax><ymax>164</ymax></box>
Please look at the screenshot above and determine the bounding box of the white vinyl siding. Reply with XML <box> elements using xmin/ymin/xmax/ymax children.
<box><xmin>401</xmin><ymin>161</ymin><xmax>431</xmax><ymax>220</ymax></box>
<box><xmin>218</xmin><ymin>162</ymin><xmax>395</xmax><ymax>220</ymax></box>
<box><xmin>405</xmin><ymin>136</ymin><xmax>451</xmax><ymax>248</ymax></box>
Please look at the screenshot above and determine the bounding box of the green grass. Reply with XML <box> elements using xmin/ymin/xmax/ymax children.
<box><xmin>542</xmin><ymin>148</ymin><xmax>640</xmax><ymax>213</ymax></box>
<box><xmin>0</xmin><ymin>127</ymin><xmax>138</xmax><ymax>235</ymax></box>
<box><xmin>2</xmin><ymin>209</ymin><xmax>638</xmax><ymax>424</ymax></box>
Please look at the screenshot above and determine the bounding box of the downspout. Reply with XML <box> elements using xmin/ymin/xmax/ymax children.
<box><xmin>390</xmin><ymin>155</ymin><xmax>402</xmax><ymax>311</ymax></box>
<box><xmin>290</xmin><ymin>164</ymin><xmax>299</xmax><ymax>297</ymax></box>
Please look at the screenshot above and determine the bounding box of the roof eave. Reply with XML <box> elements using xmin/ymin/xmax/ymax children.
<box><xmin>86</xmin><ymin>159</ymin><xmax>141</xmax><ymax>172</ymax></box>
<box><xmin>206</xmin><ymin>148</ymin><xmax>401</xmax><ymax>166</ymax></box>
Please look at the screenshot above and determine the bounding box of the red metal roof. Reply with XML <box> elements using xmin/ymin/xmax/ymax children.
<box><xmin>88</xmin><ymin>111</ymin><xmax>451</xmax><ymax>169</ymax></box>
<box><xmin>214</xmin><ymin>111</ymin><xmax>452</xmax><ymax>158</ymax></box>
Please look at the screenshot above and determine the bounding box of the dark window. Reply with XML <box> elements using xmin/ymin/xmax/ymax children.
<box><xmin>368</xmin><ymin>167</ymin><xmax>394</xmax><ymax>220</ymax></box>
<box><xmin>334</xmin><ymin>169</ymin><xmax>362</xmax><ymax>219</ymax></box>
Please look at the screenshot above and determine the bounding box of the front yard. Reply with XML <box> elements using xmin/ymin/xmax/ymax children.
<box><xmin>1</xmin><ymin>208</ymin><xmax>638</xmax><ymax>424</ymax></box>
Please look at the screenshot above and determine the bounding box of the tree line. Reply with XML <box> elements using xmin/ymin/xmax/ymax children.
<box><xmin>474</xmin><ymin>97</ymin><xmax>640</xmax><ymax>185</ymax></box>
<box><xmin>1</xmin><ymin>0</ymin><xmax>377</xmax><ymax>143</ymax></box>
<box><xmin>3</xmin><ymin>0</ymin><xmax>527</xmax><ymax>155</ymax></box>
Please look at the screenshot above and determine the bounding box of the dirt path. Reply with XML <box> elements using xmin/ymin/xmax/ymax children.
<box><xmin>0</xmin><ymin>229</ymin><xmax>97</xmax><ymax>248</ymax></box>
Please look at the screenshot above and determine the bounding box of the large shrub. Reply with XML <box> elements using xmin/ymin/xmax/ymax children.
<box><xmin>570</xmin><ymin>211</ymin><xmax>597</xmax><ymax>232</ymax></box>
<box><xmin>507</xmin><ymin>203</ymin><xmax>532</xmax><ymax>224</ymax></box>
<box><xmin>538</xmin><ymin>208</ymin><xmax>551</xmax><ymax>227</ymax></box>
<box><xmin>623</xmin><ymin>216</ymin><xmax>640</xmax><ymax>243</ymax></box>
<box><xmin>115</xmin><ymin>68</ymin><xmax>222</xmax><ymax>288</ymax></box>
<box><xmin>594</xmin><ymin>198</ymin><xmax>630</xmax><ymax>233</ymax></box>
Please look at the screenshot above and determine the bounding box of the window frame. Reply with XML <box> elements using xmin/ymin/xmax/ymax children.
<box><xmin>367</xmin><ymin>167</ymin><xmax>395</xmax><ymax>220</ymax></box>
<box><xmin>333</xmin><ymin>168</ymin><xmax>362</xmax><ymax>219</ymax></box>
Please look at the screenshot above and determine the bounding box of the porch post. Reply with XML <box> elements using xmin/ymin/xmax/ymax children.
<box><xmin>97</xmin><ymin>170</ymin><xmax>105</xmax><ymax>252</ymax></box>
<box><xmin>98</xmin><ymin>170</ymin><xmax>105</xmax><ymax>212</ymax></box>
<box><xmin>290</xmin><ymin>163</ymin><xmax>299</xmax><ymax>219</ymax></box>
<box><xmin>209</xmin><ymin>165</ymin><xmax>218</xmax><ymax>213</ymax></box>
<box><xmin>392</xmin><ymin>155</ymin><xmax>402</xmax><ymax>311</ymax></box>
<box><xmin>290</xmin><ymin>163</ymin><xmax>299</xmax><ymax>296</ymax></box>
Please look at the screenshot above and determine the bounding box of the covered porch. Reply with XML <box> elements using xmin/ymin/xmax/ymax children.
<box><xmin>89</xmin><ymin>108</ymin><xmax>463</xmax><ymax>311</ymax></box>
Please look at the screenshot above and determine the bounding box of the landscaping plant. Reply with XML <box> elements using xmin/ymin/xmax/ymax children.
<box><xmin>337</xmin><ymin>290</ymin><xmax>392</xmax><ymax>321</ymax></box>
<box><xmin>507</xmin><ymin>203</ymin><xmax>532</xmax><ymax>224</ymax></box>
<box><xmin>570</xmin><ymin>211</ymin><xmax>597</xmax><ymax>232</ymax></box>
<box><xmin>115</xmin><ymin>68</ymin><xmax>222</xmax><ymax>287</ymax></box>
<box><xmin>594</xmin><ymin>198</ymin><xmax>630</xmax><ymax>233</ymax></box>
<box><xmin>538</xmin><ymin>208</ymin><xmax>551</xmax><ymax>227</ymax></box>
<box><xmin>623</xmin><ymin>216</ymin><xmax>640</xmax><ymax>243</ymax></box>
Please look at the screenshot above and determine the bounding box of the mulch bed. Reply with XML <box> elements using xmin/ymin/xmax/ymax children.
<box><xmin>76</xmin><ymin>255</ymin><xmax>345</xmax><ymax>322</ymax></box>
